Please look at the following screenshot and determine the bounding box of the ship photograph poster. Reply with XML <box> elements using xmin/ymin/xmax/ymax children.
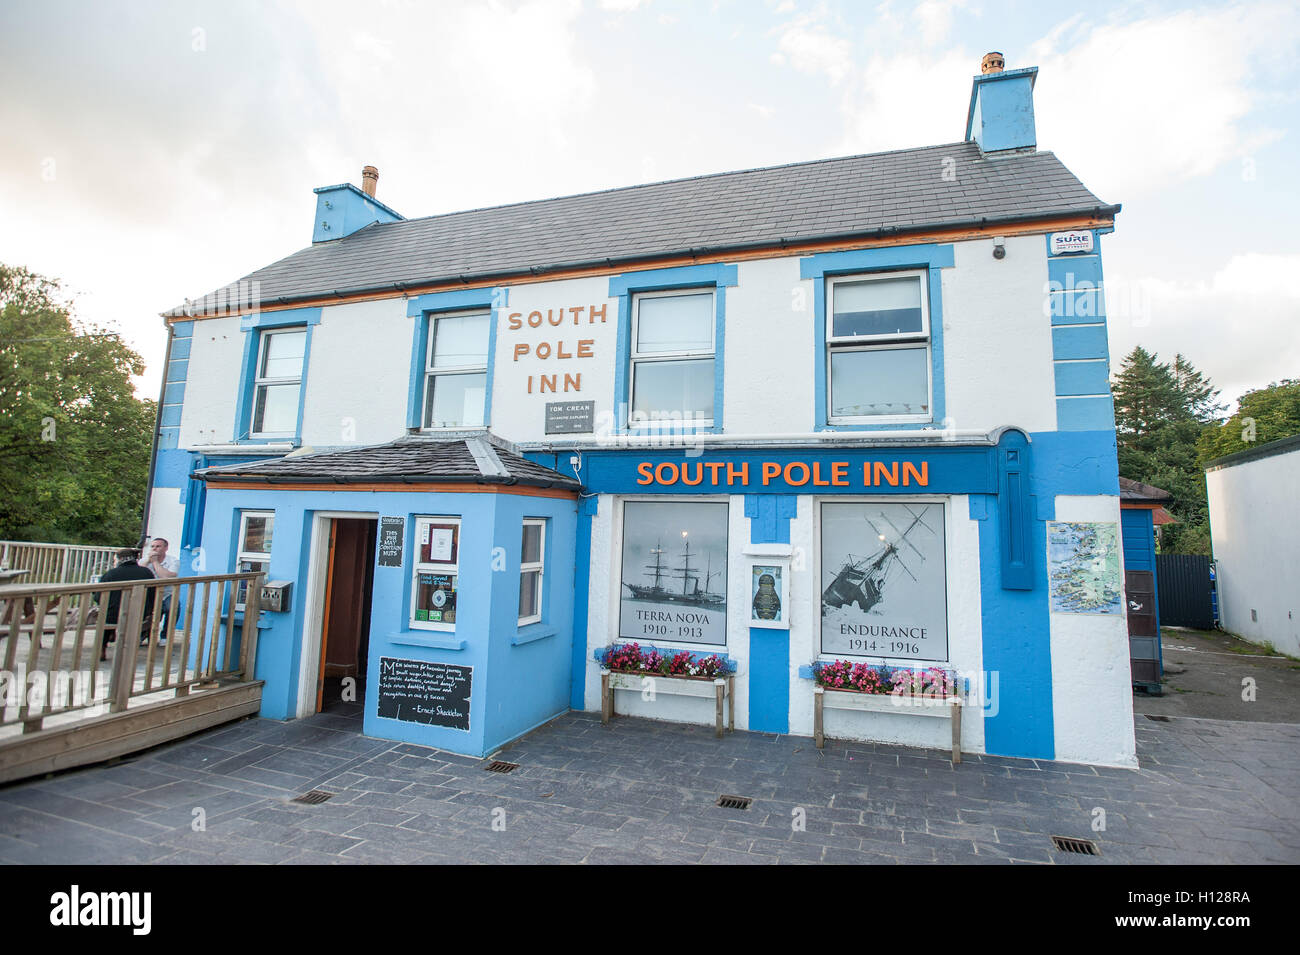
<box><xmin>619</xmin><ymin>501</ymin><xmax>729</xmax><ymax>646</ymax></box>
<box><xmin>820</xmin><ymin>501</ymin><xmax>948</xmax><ymax>662</ymax></box>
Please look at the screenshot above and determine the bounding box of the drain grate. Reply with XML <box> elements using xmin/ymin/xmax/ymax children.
<box><xmin>291</xmin><ymin>790</ymin><xmax>334</xmax><ymax>805</ymax></box>
<box><xmin>1145</xmin><ymin>715</ymin><xmax>1171</xmax><ymax>722</ymax></box>
<box><xmin>716</xmin><ymin>794</ymin><xmax>753</xmax><ymax>810</ymax></box>
<box><xmin>485</xmin><ymin>760</ymin><xmax>519</xmax><ymax>774</ymax></box>
<box><xmin>1052</xmin><ymin>835</ymin><xmax>1100</xmax><ymax>856</ymax></box>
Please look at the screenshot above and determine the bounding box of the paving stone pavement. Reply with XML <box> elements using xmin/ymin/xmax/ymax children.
<box><xmin>1</xmin><ymin>703</ymin><xmax>1297</xmax><ymax>865</ymax></box>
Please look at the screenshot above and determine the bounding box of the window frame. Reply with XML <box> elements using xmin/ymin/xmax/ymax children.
<box><xmin>825</xmin><ymin>269</ymin><xmax>933</xmax><ymax>426</ymax></box>
<box><xmin>250</xmin><ymin>327</ymin><xmax>307</xmax><ymax>439</ymax></box>
<box><xmin>517</xmin><ymin>518</ymin><xmax>546</xmax><ymax>626</ymax></box>
<box><xmin>422</xmin><ymin>309</ymin><xmax>490</xmax><ymax>431</ymax></box>
<box><xmin>628</xmin><ymin>287</ymin><xmax>717</xmax><ymax>430</ymax></box>
<box><xmin>410</xmin><ymin>516</ymin><xmax>461</xmax><ymax>632</ymax></box>
<box><xmin>235</xmin><ymin>509</ymin><xmax>275</xmax><ymax>610</ymax></box>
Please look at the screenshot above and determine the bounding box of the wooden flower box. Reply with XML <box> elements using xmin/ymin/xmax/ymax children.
<box><xmin>813</xmin><ymin>685</ymin><xmax>963</xmax><ymax>762</ymax></box>
<box><xmin>600</xmin><ymin>669</ymin><xmax>735</xmax><ymax>738</ymax></box>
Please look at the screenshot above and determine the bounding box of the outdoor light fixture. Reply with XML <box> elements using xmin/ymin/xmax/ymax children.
<box><xmin>992</xmin><ymin>236</ymin><xmax>1006</xmax><ymax>259</ymax></box>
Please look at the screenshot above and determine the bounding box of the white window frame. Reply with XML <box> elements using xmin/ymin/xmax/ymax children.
<box><xmin>250</xmin><ymin>328</ymin><xmax>306</xmax><ymax>439</ymax></box>
<box><xmin>423</xmin><ymin>310</ymin><xmax>489</xmax><ymax>430</ymax></box>
<box><xmin>235</xmin><ymin>510</ymin><xmax>274</xmax><ymax>610</ymax></box>
<box><xmin>826</xmin><ymin>270</ymin><xmax>933</xmax><ymax>426</ymax></box>
<box><xmin>410</xmin><ymin>516</ymin><xmax>460</xmax><ymax>632</ymax></box>
<box><xmin>628</xmin><ymin>288</ymin><xmax>716</xmax><ymax>430</ymax></box>
<box><xmin>517</xmin><ymin>518</ymin><xmax>546</xmax><ymax>626</ymax></box>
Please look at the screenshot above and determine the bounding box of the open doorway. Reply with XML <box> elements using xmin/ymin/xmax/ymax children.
<box><xmin>316</xmin><ymin>517</ymin><xmax>377</xmax><ymax>720</ymax></box>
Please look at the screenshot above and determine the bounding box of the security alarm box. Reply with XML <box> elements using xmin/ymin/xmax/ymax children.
<box><xmin>260</xmin><ymin>580</ymin><xmax>292</xmax><ymax>612</ymax></box>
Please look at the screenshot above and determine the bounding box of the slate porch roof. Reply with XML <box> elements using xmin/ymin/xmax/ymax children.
<box><xmin>1118</xmin><ymin>477</ymin><xmax>1173</xmax><ymax>504</ymax></box>
<box><xmin>170</xmin><ymin>141</ymin><xmax>1117</xmax><ymax>316</ymax></box>
<box><xmin>199</xmin><ymin>434</ymin><xmax>582</xmax><ymax>492</ymax></box>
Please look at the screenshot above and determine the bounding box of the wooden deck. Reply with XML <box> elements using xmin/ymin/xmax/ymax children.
<box><xmin>0</xmin><ymin>572</ymin><xmax>265</xmax><ymax>785</ymax></box>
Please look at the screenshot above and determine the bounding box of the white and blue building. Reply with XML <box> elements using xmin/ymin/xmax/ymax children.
<box><xmin>146</xmin><ymin>56</ymin><xmax>1139</xmax><ymax>766</ymax></box>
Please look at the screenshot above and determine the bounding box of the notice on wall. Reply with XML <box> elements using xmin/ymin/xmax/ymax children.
<box><xmin>545</xmin><ymin>400</ymin><xmax>596</xmax><ymax>434</ymax></box>
<box><xmin>376</xmin><ymin>657</ymin><xmax>472</xmax><ymax>730</ymax></box>
<box><xmin>428</xmin><ymin>527</ymin><xmax>453</xmax><ymax>562</ymax></box>
<box><xmin>1049</xmin><ymin>230</ymin><xmax>1094</xmax><ymax>255</ymax></box>
<box><xmin>377</xmin><ymin>517</ymin><xmax>404</xmax><ymax>567</ymax></box>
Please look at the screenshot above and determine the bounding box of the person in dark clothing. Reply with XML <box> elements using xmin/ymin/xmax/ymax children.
<box><xmin>96</xmin><ymin>549</ymin><xmax>156</xmax><ymax>661</ymax></box>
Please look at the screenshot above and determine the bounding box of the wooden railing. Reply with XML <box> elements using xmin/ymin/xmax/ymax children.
<box><xmin>0</xmin><ymin>541</ymin><xmax>129</xmax><ymax>585</ymax></box>
<box><xmin>0</xmin><ymin>572</ymin><xmax>264</xmax><ymax>734</ymax></box>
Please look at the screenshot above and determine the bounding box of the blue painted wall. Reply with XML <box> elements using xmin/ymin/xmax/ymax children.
<box><xmin>312</xmin><ymin>183</ymin><xmax>403</xmax><ymax>243</ymax></box>
<box><xmin>965</xmin><ymin>66</ymin><xmax>1038</xmax><ymax>153</ymax></box>
<box><xmin>746</xmin><ymin>494</ymin><xmax>796</xmax><ymax>734</ymax></box>
<box><xmin>201</xmin><ymin>484</ymin><xmax>577</xmax><ymax>757</ymax></box>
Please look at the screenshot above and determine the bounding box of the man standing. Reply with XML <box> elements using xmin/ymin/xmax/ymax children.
<box><xmin>141</xmin><ymin>537</ymin><xmax>179</xmax><ymax>643</ymax></box>
<box><xmin>96</xmin><ymin>549</ymin><xmax>156</xmax><ymax>661</ymax></box>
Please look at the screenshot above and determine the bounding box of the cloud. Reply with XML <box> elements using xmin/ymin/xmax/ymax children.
<box><xmin>1106</xmin><ymin>253</ymin><xmax>1300</xmax><ymax>407</ymax></box>
<box><xmin>770</xmin><ymin>6</ymin><xmax>854</xmax><ymax>84</ymax></box>
<box><xmin>598</xmin><ymin>0</ymin><xmax>647</xmax><ymax>10</ymax></box>
<box><xmin>912</xmin><ymin>0</ymin><xmax>968</xmax><ymax>47</ymax></box>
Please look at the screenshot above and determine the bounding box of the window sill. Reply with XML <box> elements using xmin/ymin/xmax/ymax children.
<box><xmin>512</xmin><ymin>624</ymin><xmax>557</xmax><ymax>646</ymax></box>
<box><xmin>389</xmin><ymin>631</ymin><xmax>467</xmax><ymax>651</ymax></box>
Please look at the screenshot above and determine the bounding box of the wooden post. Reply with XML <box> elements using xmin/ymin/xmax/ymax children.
<box><xmin>237</xmin><ymin>574</ymin><xmax>264</xmax><ymax>681</ymax></box>
<box><xmin>813</xmin><ymin>686</ymin><xmax>825</xmax><ymax>749</ymax></box>
<box><xmin>951</xmin><ymin>699</ymin><xmax>962</xmax><ymax>764</ymax></box>
<box><xmin>111</xmin><ymin>585</ymin><xmax>145</xmax><ymax>713</ymax></box>
<box><xmin>714</xmin><ymin>680</ymin><xmax>724</xmax><ymax>739</ymax></box>
<box><xmin>727</xmin><ymin>675</ymin><xmax>735</xmax><ymax>732</ymax></box>
<box><xmin>600</xmin><ymin>671</ymin><xmax>611</xmax><ymax>724</ymax></box>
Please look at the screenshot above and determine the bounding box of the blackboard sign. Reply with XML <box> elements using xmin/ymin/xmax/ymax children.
<box><xmin>376</xmin><ymin>657</ymin><xmax>472</xmax><ymax>730</ymax></box>
<box><xmin>377</xmin><ymin>516</ymin><xmax>404</xmax><ymax>567</ymax></box>
<box><xmin>545</xmin><ymin>400</ymin><xmax>595</xmax><ymax>434</ymax></box>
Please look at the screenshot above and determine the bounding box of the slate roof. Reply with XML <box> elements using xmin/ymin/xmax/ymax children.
<box><xmin>171</xmin><ymin>141</ymin><xmax>1116</xmax><ymax>316</ymax></box>
<box><xmin>1118</xmin><ymin>477</ymin><xmax>1173</xmax><ymax>503</ymax></box>
<box><xmin>199</xmin><ymin>434</ymin><xmax>582</xmax><ymax>491</ymax></box>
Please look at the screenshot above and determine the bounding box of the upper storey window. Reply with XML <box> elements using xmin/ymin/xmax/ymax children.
<box><xmin>629</xmin><ymin>289</ymin><xmax>715</xmax><ymax>427</ymax></box>
<box><xmin>251</xmin><ymin>328</ymin><xmax>306</xmax><ymax>437</ymax></box>
<box><xmin>424</xmin><ymin>310</ymin><xmax>490</xmax><ymax>429</ymax></box>
<box><xmin>826</xmin><ymin>270</ymin><xmax>931</xmax><ymax>424</ymax></box>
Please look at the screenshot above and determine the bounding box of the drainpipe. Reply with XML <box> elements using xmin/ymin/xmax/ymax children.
<box><xmin>138</xmin><ymin>320</ymin><xmax>175</xmax><ymax>550</ymax></box>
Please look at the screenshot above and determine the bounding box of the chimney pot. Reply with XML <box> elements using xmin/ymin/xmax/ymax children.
<box><xmin>981</xmin><ymin>51</ymin><xmax>1005</xmax><ymax>74</ymax></box>
<box><xmin>361</xmin><ymin>165</ymin><xmax>379</xmax><ymax>198</ymax></box>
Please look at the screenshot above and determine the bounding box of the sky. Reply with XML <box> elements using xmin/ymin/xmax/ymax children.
<box><xmin>1</xmin><ymin>0</ymin><xmax>1297</xmax><ymax>412</ymax></box>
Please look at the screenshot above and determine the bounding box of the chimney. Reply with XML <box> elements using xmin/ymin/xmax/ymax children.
<box><xmin>965</xmin><ymin>52</ymin><xmax>1037</xmax><ymax>154</ymax></box>
<box><xmin>312</xmin><ymin>168</ymin><xmax>403</xmax><ymax>243</ymax></box>
<box><xmin>361</xmin><ymin>165</ymin><xmax>379</xmax><ymax>198</ymax></box>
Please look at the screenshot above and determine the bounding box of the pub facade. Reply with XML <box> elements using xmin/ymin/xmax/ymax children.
<box><xmin>146</xmin><ymin>56</ymin><xmax>1138</xmax><ymax>766</ymax></box>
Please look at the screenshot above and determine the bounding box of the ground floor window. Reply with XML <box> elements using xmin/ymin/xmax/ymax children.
<box><xmin>412</xmin><ymin>516</ymin><xmax>460</xmax><ymax>630</ymax></box>
<box><xmin>618</xmin><ymin>500</ymin><xmax>728</xmax><ymax>646</ymax></box>
<box><xmin>820</xmin><ymin>500</ymin><xmax>948</xmax><ymax>662</ymax></box>
<box><xmin>236</xmin><ymin>510</ymin><xmax>274</xmax><ymax>609</ymax></box>
<box><xmin>518</xmin><ymin>518</ymin><xmax>546</xmax><ymax>625</ymax></box>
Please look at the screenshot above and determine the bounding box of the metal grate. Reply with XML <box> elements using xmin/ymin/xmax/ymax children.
<box><xmin>1051</xmin><ymin>835</ymin><xmax>1100</xmax><ymax>856</ymax></box>
<box><xmin>291</xmin><ymin>790</ymin><xmax>334</xmax><ymax>805</ymax></box>
<box><xmin>716</xmin><ymin>794</ymin><xmax>753</xmax><ymax>810</ymax></box>
<box><xmin>485</xmin><ymin>760</ymin><xmax>519</xmax><ymax>774</ymax></box>
<box><xmin>1145</xmin><ymin>715</ymin><xmax>1171</xmax><ymax>722</ymax></box>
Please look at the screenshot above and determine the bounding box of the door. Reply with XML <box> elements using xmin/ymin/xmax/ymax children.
<box><xmin>1126</xmin><ymin>569</ymin><xmax>1159</xmax><ymax>684</ymax></box>
<box><xmin>316</xmin><ymin>518</ymin><xmax>378</xmax><ymax>712</ymax></box>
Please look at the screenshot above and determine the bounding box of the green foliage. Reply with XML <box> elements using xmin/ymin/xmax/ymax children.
<box><xmin>1197</xmin><ymin>379</ymin><xmax>1300</xmax><ymax>463</ymax></box>
<box><xmin>0</xmin><ymin>263</ymin><xmax>155</xmax><ymax>545</ymax></box>
<box><xmin>1112</xmin><ymin>346</ymin><xmax>1224</xmax><ymax>554</ymax></box>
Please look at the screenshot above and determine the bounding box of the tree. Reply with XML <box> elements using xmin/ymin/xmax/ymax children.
<box><xmin>1198</xmin><ymin>379</ymin><xmax>1300</xmax><ymax>462</ymax></box>
<box><xmin>1112</xmin><ymin>346</ymin><xmax>1223</xmax><ymax>554</ymax></box>
<box><xmin>0</xmin><ymin>263</ymin><xmax>155</xmax><ymax>545</ymax></box>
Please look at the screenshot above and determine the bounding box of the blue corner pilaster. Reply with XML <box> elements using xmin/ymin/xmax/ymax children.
<box><xmin>570</xmin><ymin>495</ymin><xmax>597</xmax><ymax>710</ymax></box>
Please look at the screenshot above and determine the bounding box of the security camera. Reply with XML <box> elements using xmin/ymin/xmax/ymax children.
<box><xmin>992</xmin><ymin>236</ymin><xmax>1006</xmax><ymax>259</ymax></box>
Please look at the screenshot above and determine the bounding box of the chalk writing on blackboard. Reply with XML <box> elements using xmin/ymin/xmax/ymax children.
<box><xmin>376</xmin><ymin>657</ymin><xmax>472</xmax><ymax>731</ymax></box>
<box><xmin>378</xmin><ymin>516</ymin><xmax>404</xmax><ymax>567</ymax></box>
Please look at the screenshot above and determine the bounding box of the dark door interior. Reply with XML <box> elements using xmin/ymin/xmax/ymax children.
<box><xmin>1125</xmin><ymin>569</ymin><xmax>1159</xmax><ymax>685</ymax></box>
<box><xmin>318</xmin><ymin>518</ymin><xmax>377</xmax><ymax>713</ymax></box>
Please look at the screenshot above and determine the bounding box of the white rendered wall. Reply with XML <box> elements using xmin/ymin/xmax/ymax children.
<box><xmin>725</xmin><ymin>257</ymin><xmax>815</xmax><ymax>434</ymax></box>
<box><xmin>584</xmin><ymin>492</ymin><xmax>986</xmax><ymax>755</ymax></box>
<box><xmin>1049</xmin><ymin>494</ymin><xmax>1137</xmax><ymax>768</ymax></box>
<box><xmin>1207</xmin><ymin>450</ymin><xmax>1300</xmax><ymax>657</ymax></box>
<box><xmin>800</xmin><ymin>494</ymin><xmax>986</xmax><ymax>754</ymax></box>
<box><xmin>300</xmin><ymin>298</ymin><xmax>411</xmax><ymax>448</ymax></box>
<box><xmin>490</xmin><ymin>276</ymin><xmax>617</xmax><ymax>445</ymax></box>
<box><xmin>941</xmin><ymin>235</ymin><xmax>1056</xmax><ymax>434</ymax></box>
<box><xmin>145</xmin><ymin>488</ymin><xmax>185</xmax><ymax>560</ymax></box>
<box><xmin>172</xmin><ymin>234</ymin><xmax>1063</xmax><ymax>450</ymax></box>
<box><xmin>178</xmin><ymin>315</ymin><xmax>244</xmax><ymax>447</ymax></box>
